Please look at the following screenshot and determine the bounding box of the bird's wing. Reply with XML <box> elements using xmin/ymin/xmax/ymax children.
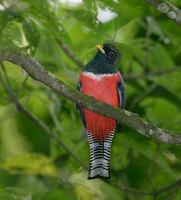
<box><xmin>77</xmin><ymin>81</ymin><xmax>86</xmax><ymax>127</ymax></box>
<box><xmin>117</xmin><ymin>78</ymin><xmax>126</xmax><ymax>109</ymax></box>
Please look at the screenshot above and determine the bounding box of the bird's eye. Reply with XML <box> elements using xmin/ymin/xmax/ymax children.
<box><xmin>108</xmin><ymin>51</ymin><xmax>116</xmax><ymax>59</ymax></box>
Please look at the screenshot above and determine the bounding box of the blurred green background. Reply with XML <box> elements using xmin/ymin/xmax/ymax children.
<box><xmin>0</xmin><ymin>0</ymin><xmax>181</xmax><ymax>199</ymax></box>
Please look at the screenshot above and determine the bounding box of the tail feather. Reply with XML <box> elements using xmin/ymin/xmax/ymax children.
<box><xmin>87</xmin><ymin>131</ymin><xmax>114</xmax><ymax>179</ymax></box>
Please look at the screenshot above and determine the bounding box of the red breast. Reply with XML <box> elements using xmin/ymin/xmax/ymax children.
<box><xmin>80</xmin><ymin>72</ymin><xmax>121</xmax><ymax>139</ymax></box>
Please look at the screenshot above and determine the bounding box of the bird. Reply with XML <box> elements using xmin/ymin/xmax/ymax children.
<box><xmin>77</xmin><ymin>43</ymin><xmax>126</xmax><ymax>179</ymax></box>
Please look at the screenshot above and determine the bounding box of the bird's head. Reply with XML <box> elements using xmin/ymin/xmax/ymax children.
<box><xmin>96</xmin><ymin>43</ymin><xmax>121</xmax><ymax>65</ymax></box>
<box><xmin>84</xmin><ymin>43</ymin><xmax>121</xmax><ymax>74</ymax></box>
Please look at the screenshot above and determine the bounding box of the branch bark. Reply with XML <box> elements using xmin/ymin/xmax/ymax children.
<box><xmin>145</xmin><ymin>0</ymin><xmax>181</xmax><ymax>24</ymax></box>
<box><xmin>0</xmin><ymin>48</ymin><xmax>181</xmax><ymax>145</ymax></box>
<box><xmin>0</xmin><ymin>62</ymin><xmax>159</xmax><ymax>196</ymax></box>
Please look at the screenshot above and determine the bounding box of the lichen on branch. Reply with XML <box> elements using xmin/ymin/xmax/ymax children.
<box><xmin>145</xmin><ymin>0</ymin><xmax>181</xmax><ymax>24</ymax></box>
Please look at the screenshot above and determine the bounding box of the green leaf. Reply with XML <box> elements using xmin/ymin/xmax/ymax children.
<box><xmin>23</xmin><ymin>18</ymin><xmax>40</xmax><ymax>54</ymax></box>
<box><xmin>0</xmin><ymin>153</ymin><xmax>57</xmax><ymax>176</ymax></box>
<box><xmin>0</xmin><ymin>189</ymin><xmax>12</xmax><ymax>200</ymax></box>
<box><xmin>114</xmin><ymin>18</ymin><xmax>139</xmax><ymax>43</ymax></box>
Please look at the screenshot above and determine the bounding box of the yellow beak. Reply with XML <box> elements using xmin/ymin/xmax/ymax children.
<box><xmin>96</xmin><ymin>44</ymin><xmax>105</xmax><ymax>54</ymax></box>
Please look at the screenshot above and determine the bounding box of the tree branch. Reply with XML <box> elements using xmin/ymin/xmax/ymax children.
<box><xmin>0</xmin><ymin>62</ymin><xmax>160</xmax><ymax>196</ymax></box>
<box><xmin>145</xmin><ymin>0</ymin><xmax>181</xmax><ymax>24</ymax></box>
<box><xmin>57</xmin><ymin>39</ymin><xmax>84</xmax><ymax>68</ymax></box>
<box><xmin>157</xmin><ymin>178</ymin><xmax>181</xmax><ymax>194</ymax></box>
<box><xmin>129</xmin><ymin>83</ymin><xmax>157</xmax><ymax>110</ymax></box>
<box><xmin>1</xmin><ymin>55</ymin><xmax>181</xmax><ymax>198</ymax></box>
<box><xmin>0</xmin><ymin>48</ymin><xmax>181</xmax><ymax>145</ymax></box>
<box><xmin>151</xmin><ymin>178</ymin><xmax>181</xmax><ymax>197</ymax></box>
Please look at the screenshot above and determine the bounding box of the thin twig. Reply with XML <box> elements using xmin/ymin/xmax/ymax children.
<box><xmin>147</xmin><ymin>143</ymin><xmax>161</xmax><ymax>197</ymax></box>
<box><xmin>57</xmin><ymin>39</ymin><xmax>84</xmax><ymax>68</ymax></box>
<box><xmin>154</xmin><ymin>178</ymin><xmax>181</xmax><ymax>195</ymax></box>
<box><xmin>124</xmin><ymin>66</ymin><xmax>181</xmax><ymax>81</ymax></box>
<box><xmin>106</xmin><ymin>177</ymin><xmax>181</xmax><ymax>197</ymax></box>
<box><xmin>106</xmin><ymin>181</ymin><xmax>151</xmax><ymax>196</ymax></box>
<box><xmin>129</xmin><ymin>83</ymin><xmax>157</xmax><ymax>110</ymax></box>
<box><xmin>0</xmin><ymin>62</ymin><xmax>88</xmax><ymax>170</ymax></box>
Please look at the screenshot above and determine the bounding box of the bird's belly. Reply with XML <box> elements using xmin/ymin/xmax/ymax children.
<box><xmin>80</xmin><ymin>72</ymin><xmax>120</xmax><ymax>139</ymax></box>
<box><xmin>84</xmin><ymin>110</ymin><xmax>117</xmax><ymax>139</ymax></box>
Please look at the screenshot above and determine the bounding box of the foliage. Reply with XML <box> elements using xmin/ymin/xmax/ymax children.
<box><xmin>0</xmin><ymin>0</ymin><xmax>181</xmax><ymax>199</ymax></box>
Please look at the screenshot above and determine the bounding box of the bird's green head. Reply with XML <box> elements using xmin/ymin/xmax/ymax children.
<box><xmin>96</xmin><ymin>43</ymin><xmax>121</xmax><ymax>65</ymax></box>
<box><xmin>84</xmin><ymin>43</ymin><xmax>121</xmax><ymax>74</ymax></box>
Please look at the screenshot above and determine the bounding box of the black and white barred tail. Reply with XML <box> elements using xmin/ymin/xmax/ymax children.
<box><xmin>87</xmin><ymin>130</ymin><xmax>114</xmax><ymax>179</ymax></box>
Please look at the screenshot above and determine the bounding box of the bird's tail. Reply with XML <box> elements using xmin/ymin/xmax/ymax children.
<box><xmin>87</xmin><ymin>132</ymin><xmax>113</xmax><ymax>179</ymax></box>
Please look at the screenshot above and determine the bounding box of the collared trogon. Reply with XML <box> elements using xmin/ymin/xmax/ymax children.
<box><xmin>77</xmin><ymin>43</ymin><xmax>126</xmax><ymax>179</ymax></box>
